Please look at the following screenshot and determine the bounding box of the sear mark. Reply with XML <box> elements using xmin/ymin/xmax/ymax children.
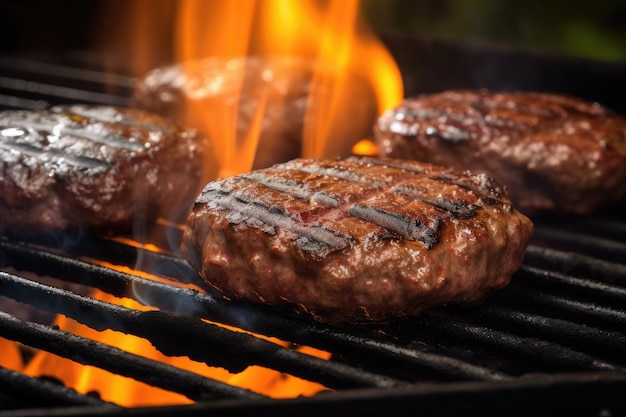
<box><xmin>0</xmin><ymin>136</ymin><xmax>111</xmax><ymax>171</ymax></box>
<box><xmin>421</xmin><ymin>198</ymin><xmax>478</xmax><ymax>218</ymax></box>
<box><xmin>348</xmin><ymin>205</ymin><xmax>439</xmax><ymax>249</ymax></box>
<box><xmin>295</xmin><ymin>163</ymin><xmax>386</xmax><ymax>189</ymax></box>
<box><xmin>58</xmin><ymin>106</ymin><xmax>175</xmax><ymax>134</ymax></box>
<box><xmin>430</xmin><ymin>172</ymin><xmax>503</xmax><ymax>201</ymax></box>
<box><xmin>394</xmin><ymin>185</ymin><xmax>479</xmax><ymax>218</ymax></box>
<box><xmin>199</xmin><ymin>187</ymin><xmax>349</xmax><ymax>252</ymax></box>
<box><xmin>244</xmin><ymin>172</ymin><xmax>340</xmax><ymax>207</ymax></box>
<box><xmin>2</xmin><ymin>122</ymin><xmax>148</xmax><ymax>152</ymax></box>
<box><xmin>348</xmin><ymin>156</ymin><xmax>426</xmax><ymax>175</ymax></box>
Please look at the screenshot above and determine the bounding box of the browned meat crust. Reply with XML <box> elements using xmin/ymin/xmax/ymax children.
<box><xmin>0</xmin><ymin>105</ymin><xmax>215</xmax><ymax>235</ymax></box>
<box><xmin>373</xmin><ymin>90</ymin><xmax>626</xmax><ymax>214</ymax></box>
<box><xmin>181</xmin><ymin>156</ymin><xmax>533</xmax><ymax>324</ymax></box>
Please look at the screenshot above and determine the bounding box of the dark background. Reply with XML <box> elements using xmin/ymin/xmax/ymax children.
<box><xmin>0</xmin><ymin>0</ymin><xmax>624</xmax><ymax>113</ymax></box>
<box><xmin>362</xmin><ymin>0</ymin><xmax>626</xmax><ymax>63</ymax></box>
<box><xmin>2</xmin><ymin>0</ymin><xmax>626</xmax><ymax>63</ymax></box>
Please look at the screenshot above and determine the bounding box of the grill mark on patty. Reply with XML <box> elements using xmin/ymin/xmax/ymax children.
<box><xmin>430</xmin><ymin>92</ymin><xmax>606</xmax><ymax>126</ymax></box>
<box><xmin>477</xmin><ymin>92</ymin><xmax>609</xmax><ymax>118</ymax></box>
<box><xmin>199</xmin><ymin>158</ymin><xmax>511</xmax><ymax>252</ymax></box>
<box><xmin>199</xmin><ymin>187</ymin><xmax>350</xmax><ymax>251</ymax></box>
<box><xmin>351</xmin><ymin>156</ymin><xmax>426</xmax><ymax>174</ymax></box>
<box><xmin>59</xmin><ymin>106</ymin><xmax>175</xmax><ymax>134</ymax></box>
<box><xmin>347</xmin><ymin>204</ymin><xmax>439</xmax><ymax>248</ymax></box>
<box><xmin>382</xmin><ymin>92</ymin><xmax>613</xmax><ymax>155</ymax></box>
<box><xmin>428</xmin><ymin>91</ymin><xmax>568</xmax><ymax>119</ymax></box>
<box><xmin>277</xmin><ymin>158</ymin><xmax>496</xmax><ymax>247</ymax></box>
<box><xmin>384</xmin><ymin>91</ymin><xmax>608</xmax><ymax>146</ymax></box>
<box><xmin>389</xmin><ymin>108</ymin><xmax>483</xmax><ymax>142</ymax></box>
<box><xmin>431</xmin><ymin>172</ymin><xmax>504</xmax><ymax>204</ymax></box>
<box><xmin>243</xmin><ymin>172</ymin><xmax>341</xmax><ymax>207</ymax></box>
<box><xmin>293</xmin><ymin>163</ymin><xmax>387</xmax><ymax>188</ymax></box>
<box><xmin>350</xmin><ymin>156</ymin><xmax>502</xmax><ymax>202</ymax></box>
<box><xmin>0</xmin><ymin>138</ymin><xmax>111</xmax><ymax>170</ymax></box>
<box><xmin>1</xmin><ymin>122</ymin><xmax>148</xmax><ymax>152</ymax></box>
<box><xmin>251</xmin><ymin>169</ymin><xmax>447</xmax><ymax>247</ymax></box>
<box><xmin>387</xmin><ymin>101</ymin><xmax>533</xmax><ymax>135</ymax></box>
<box><xmin>393</xmin><ymin>185</ymin><xmax>479</xmax><ymax>218</ymax></box>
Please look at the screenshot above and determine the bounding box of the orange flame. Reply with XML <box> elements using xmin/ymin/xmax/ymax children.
<box><xmin>0</xmin><ymin>337</ymin><xmax>24</xmax><ymax>371</ymax></box>
<box><xmin>57</xmin><ymin>0</ymin><xmax>406</xmax><ymax>406</ymax></box>
<box><xmin>21</xmin><ymin>263</ymin><xmax>330</xmax><ymax>407</ymax></box>
<box><xmin>119</xmin><ymin>0</ymin><xmax>402</xmax><ymax>176</ymax></box>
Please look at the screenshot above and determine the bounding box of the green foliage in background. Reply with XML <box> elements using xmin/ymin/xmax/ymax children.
<box><xmin>361</xmin><ymin>0</ymin><xmax>626</xmax><ymax>62</ymax></box>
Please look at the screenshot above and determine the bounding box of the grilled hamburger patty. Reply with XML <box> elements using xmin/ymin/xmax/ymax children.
<box><xmin>181</xmin><ymin>157</ymin><xmax>533</xmax><ymax>324</ymax></box>
<box><xmin>0</xmin><ymin>105</ymin><xmax>213</xmax><ymax>235</ymax></box>
<box><xmin>374</xmin><ymin>90</ymin><xmax>626</xmax><ymax>214</ymax></box>
<box><xmin>133</xmin><ymin>56</ymin><xmax>377</xmax><ymax>169</ymax></box>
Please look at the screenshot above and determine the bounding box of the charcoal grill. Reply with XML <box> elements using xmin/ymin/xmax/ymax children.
<box><xmin>1</xmin><ymin>26</ymin><xmax>626</xmax><ymax>417</ymax></box>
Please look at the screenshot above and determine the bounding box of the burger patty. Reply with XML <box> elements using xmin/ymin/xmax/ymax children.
<box><xmin>0</xmin><ymin>105</ymin><xmax>215</xmax><ymax>235</ymax></box>
<box><xmin>373</xmin><ymin>90</ymin><xmax>626</xmax><ymax>214</ymax></box>
<box><xmin>181</xmin><ymin>156</ymin><xmax>533</xmax><ymax>324</ymax></box>
<box><xmin>132</xmin><ymin>56</ymin><xmax>377</xmax><ymax>169</ymax></box>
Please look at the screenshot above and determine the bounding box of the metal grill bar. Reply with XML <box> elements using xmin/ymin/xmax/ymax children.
<box><xmin>0</xmin><ymin>56</ymin><xmax>133</xmax><ymax>110</ymax></box>
<box><xmin>0</xmin><ymin>237</ymin><xmax>200</xmax><ymax>290</ymax></box>
<box><xmin>3</xmin><ymin>371</ymin><xmax>626</xmax><ymax>417</ymax></box>
<box><xmin>516</xmin><ymin>264</ymin><xmax>626</xmax><ymax>307</ymax></box>
<box><xmin>523</xmin><ymin>245</ymin><xmax>626</xmax><ymax>284</ymax></box>
<box><xmin>0</xmin><ymin>239</ymin><xmax>507</xmax><ymax>383</ymax></box>
<box><xmin>397</xmin><ymin>314</ymin><xmax>618</xmax><ymax>372</ymax></box>
<box><xmin>531</xmin><ymin>212</ymin><xmax>626</xmax><ymax>241</ymax></box>
<box><xmin>0</xmin><ymin>57</ymin><xmax>136</xmax><ymax>89</ymax></box>
<box><xmin>0</xmin><ymin>366</ymin><xmax>114</xmax><ymax>409</ymax></box>
<box><xmin>0</xmin><ymin>311</ymin><xmax>264</xmax><ymax>402</ymax></box>
<box><xmin>0</xmin><ymin>271</ymin><xmax>403</xmax><ymax>391</ymax></box>
<box><xmin>511</xmin><ymin>287</ymin><xmax>626</xmax><ymax>331</ymax></box>
<box><xmin>0</xmin><ymin>76</ymin><xmax>131</xmax><ymax>107</ymax></box>
<box><xmin>532</xmin><ymin>227</ymin><xmax>626</xmax><ymax>263</ymax></box>
<box><xmin>3</xmin><ymin>217</ymin><xmax>626</xmax><ymax>392</ymax></box>
<box><xmin>447</xmin><ymin>304</ymin><xmax>626</xmax><ymax>365</ymax></box>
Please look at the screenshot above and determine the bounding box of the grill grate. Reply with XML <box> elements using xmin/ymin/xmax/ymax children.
<box><xmin>1</xmin><ymin>49</ymin><xmax>626</xmax><ymax>416</ymax></box>
<box><xmin>2</xmin><ymin>219</ymin><xmax>626</xmax><ymax>415</ymax></box>
<box><xmin>0</xmin><ymin>55</ymin><xmax>134</xmax><ymax>110</ymax></box>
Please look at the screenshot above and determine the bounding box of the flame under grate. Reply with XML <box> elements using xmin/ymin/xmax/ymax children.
<box><xmin>1</xmin><ymin>46</ymin><xmax>626</xmax><ymax>416</ymax></box>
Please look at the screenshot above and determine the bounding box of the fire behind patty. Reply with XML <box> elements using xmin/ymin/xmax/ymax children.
<box><xmin>181</xmin><ymin>156</ymin><xmax>533</xmax><ymax>324</ymax></box>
